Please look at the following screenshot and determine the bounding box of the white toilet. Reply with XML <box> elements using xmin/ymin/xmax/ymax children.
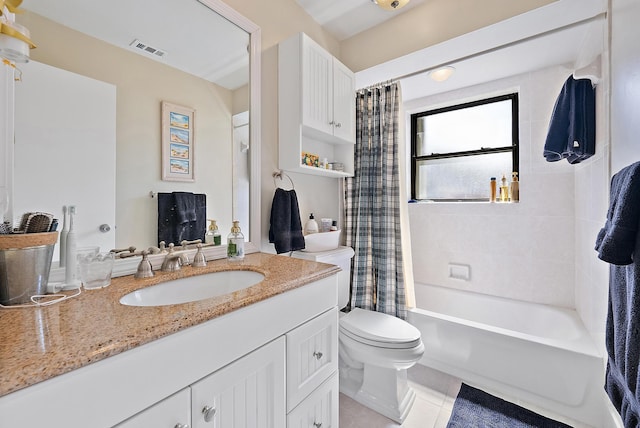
<box><xmin>292</xmin><ymin>246</ymin><xmax>424</xmax><ymax>423</ymax></box>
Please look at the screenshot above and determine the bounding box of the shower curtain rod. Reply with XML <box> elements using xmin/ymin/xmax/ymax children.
<box><xmin>359</xmin><ymin>79</ymin><xmax>398</xmax><ymax>92</ymax></box>
<box><xmin>389</xmin><ymin>11</ymin><xmax>607</xmax><ymax>83</ymax></box>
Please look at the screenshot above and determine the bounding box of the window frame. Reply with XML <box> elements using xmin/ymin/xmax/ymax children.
<box><xmin>410</xmin><ymin>93</ymin><xmax>520</xmax><ymax>202</ymax></box>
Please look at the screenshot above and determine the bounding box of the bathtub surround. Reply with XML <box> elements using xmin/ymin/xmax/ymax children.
<box><xmin>595</xmin><ymin>161</ymin><xmax>640</xmax><ymax>425</ymax></box>
<box><xmin>407</xmin><ymin>66</ymin><xmax>579</xmax><ymax>308</ymax></box>
<box><xmin>345</xmin><ymin>82</ymin><xmax>408</xmax><ymax>318</ymax></box>
<box><xmin>447</xmin><ymin>383</ymin><xmax>572</xmax><ymax>427</ymax></box>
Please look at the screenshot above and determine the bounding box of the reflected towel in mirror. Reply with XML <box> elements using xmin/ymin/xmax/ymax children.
<box><xmin>157</xmin><ymin>192</ymin><xmax>206</xmax><ymax>246</ymax></box>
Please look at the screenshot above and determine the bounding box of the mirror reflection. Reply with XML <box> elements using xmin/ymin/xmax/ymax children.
<box><xmin>14</xmin><ymin>0</ymin><xmax>252</xmax><ymax>260</ymax></box>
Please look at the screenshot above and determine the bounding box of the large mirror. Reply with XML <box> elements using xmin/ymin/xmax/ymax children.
<box><xmin>13</xmin><ymin>0</ymin><xmax>261</xmax><ymax>260</ymax></box>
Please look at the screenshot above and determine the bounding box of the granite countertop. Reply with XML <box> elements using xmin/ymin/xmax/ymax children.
<box><xmin>0</xmin><ymin>252</ymin><xmax>339</xmax><ymax>397</ymax></box>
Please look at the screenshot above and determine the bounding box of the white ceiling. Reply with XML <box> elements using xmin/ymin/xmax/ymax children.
<box><xmin>295</xmin><ymin>0</ymin><xmax>427</xmax><ymax>40</ymax></box>
<box><xmin>22</xmin><ymin>0</ymin><xmax>250</xmax><ymax>90</ymax></box>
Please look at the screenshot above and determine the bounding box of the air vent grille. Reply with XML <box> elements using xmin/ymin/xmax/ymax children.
<box><xmin>129</xmin><ymin>39</ymin><xmax>167</xmax><ymax>58</ymax></box>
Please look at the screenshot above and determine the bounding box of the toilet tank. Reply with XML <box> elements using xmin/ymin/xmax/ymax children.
<box><xmin>290</xmin><ymin>246</ymin><xmax>354</xmax><ymax>309</ymax></box>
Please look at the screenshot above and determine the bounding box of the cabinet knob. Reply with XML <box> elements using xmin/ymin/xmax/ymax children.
<box><xmin>313</xmin><ymin>422</ymin><xmax>322</xmax><ymax>428</ymax></box>
<box><xmin>99</xmin><ymin>223</ymin><xmax>111</xmax><ymax>233</ymax></box>
<box><xmin>202</xmin><ymin>405</ymin><xmax>217</xmax><ymax>423</ymax></box>
<box><xmin>313</xmin><ymin>351</ymin><xmax>323</xmax><ymax>360</ymax></box>
<box><xmin>174</xmin><ymin>424</ymin><xmax>190</xmax><ymax>428</ymax></box>
<box><xmin>328</xmin><ymin>120</ymin><xmax>334</xmax><ymax>125</ymax></box>
<box><xmin>334</xmin><ymin>122</ymin><xmax>342</xmax><ymax>128</ymax></box>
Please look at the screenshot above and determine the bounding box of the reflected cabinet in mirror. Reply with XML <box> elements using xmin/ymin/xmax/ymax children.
<box><xmin>13</xmin><ymin>0</ymin><xmax>261</xmax><ymax>260</ymax></box>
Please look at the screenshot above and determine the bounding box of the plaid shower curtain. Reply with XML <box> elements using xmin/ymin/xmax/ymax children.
<box><xmin>344</xmin><ymin>82</ymin><xmax>406</xmax><ymax>319</ymax></box>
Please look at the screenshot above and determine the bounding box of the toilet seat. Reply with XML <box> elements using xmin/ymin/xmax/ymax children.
<box><xmin>340</xmin><ymin>308</ymin><xmax>421</xmax><ymax>349</ymax></box>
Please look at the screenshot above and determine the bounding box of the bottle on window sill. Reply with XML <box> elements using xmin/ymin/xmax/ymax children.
<box><xmin>510</xmin><ymin>172</ymin><xmax>520</xmax><ymax>203</ymax></box>
<box><xmin>490</xmin><ymin>177</ymin><xmax>497</xmax><ymax>203</ymax></box>
<box><xmin>499</xmin><ymin>174</ymin><xmax>509</xmax><ymax>202</ymax></box>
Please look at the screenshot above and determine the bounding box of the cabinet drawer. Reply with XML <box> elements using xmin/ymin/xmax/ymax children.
<box><xmin>287</xmin><ymin>372</ymin><xmax>338</xmax><ymax>428</ymax></box>
<box><xmin>286</xmin><ymin>307</ymin><xmax>338</xmax><ymax>411</ymax></box>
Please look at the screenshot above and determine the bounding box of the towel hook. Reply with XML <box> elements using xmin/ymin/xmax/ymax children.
<box><xmin>272</xmin><ymin>170</ymin><xmax>295</xmax><ymax>190</ymax></box>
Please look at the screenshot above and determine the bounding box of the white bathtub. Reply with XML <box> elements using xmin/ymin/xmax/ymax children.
<box><xmin>408</xmin><ymin>283</ymin><xmax>606</xmax><ymax>425</ymax></box>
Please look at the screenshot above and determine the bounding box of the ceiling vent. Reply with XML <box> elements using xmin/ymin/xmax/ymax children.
<box><xmin>129</xmin><ymin>39</ymin><xmax>167</xmax><ymax>58</ymax></box>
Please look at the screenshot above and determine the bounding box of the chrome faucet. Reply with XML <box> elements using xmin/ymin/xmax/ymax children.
<box><xmin>161</xmin><ymin>252</ymin><xmax>184</xmax><ymax>272</ymax></box>
<box><xmin>160</xmin><ymin>243</ymin><xmax>181</xmax><ymax>272</ymax></box>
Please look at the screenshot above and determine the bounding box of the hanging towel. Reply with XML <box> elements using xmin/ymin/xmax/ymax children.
<box><xmin>544</xmin><ymin>76</ymin><xmax>596</xmax><ymax>164</ymax></box>
<box><xmin>594</xmin><ymin>161</ymin><xmax>640</xmax><ymax>426</ymax></box>
<box><xmin>158</xmin><ymin>192</ymin><xmax>206</xmax><ymax>245</ymax></box>
<box><xmin>269</xmin><ymin>188</ymin><xmax>305</xmax><ymax>254</ymax></box>
<box><xmin>173</xmin><ymin>191</ymin><xmax>197</xmax><ymax>224</ymax></box>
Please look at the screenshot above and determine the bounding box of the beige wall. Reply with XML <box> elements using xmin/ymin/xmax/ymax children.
<box><xmin>18</xmin><ymin>11</ymin><xmax>235</xmax><ymax>248</ymax></box>
<box><xmin>340</xmin><ymin>0</ymin><xmax>557</xmax><ymax>72</ymax></box>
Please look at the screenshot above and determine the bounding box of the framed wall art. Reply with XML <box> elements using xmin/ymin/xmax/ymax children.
<box><xmin>162</xmin><ymin>101</ymin><xmax>195</xmax><ymax>181</ymax></box>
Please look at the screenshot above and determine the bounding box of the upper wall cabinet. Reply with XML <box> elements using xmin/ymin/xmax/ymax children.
<box><xmin>279</xmin><ymin>33</ymin><xmax>355</xmax><ymax>178</ymax></box>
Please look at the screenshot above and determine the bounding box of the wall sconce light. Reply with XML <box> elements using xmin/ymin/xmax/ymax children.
<box><xmin>0</xmin><ymin>1</ymin><xmax>36</xmax><ymax>63</ymax></box>
<box><xmin>371</xmin><ymin>0</ymin><xmax>410</xmax><ymax>11</ymax></box>
<box><xmin>429</xmin><ymin>66</ymin><xmax>455</xmax><ymax>82</ymax></box>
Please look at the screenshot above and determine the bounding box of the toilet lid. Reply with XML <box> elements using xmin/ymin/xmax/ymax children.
<box><xmin>340</xmin><ymin>308</ymin><xmax>422</xmax><ymax>349</ymax></box>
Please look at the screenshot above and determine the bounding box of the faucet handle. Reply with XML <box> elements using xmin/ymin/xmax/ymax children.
<box><xmin>180</xmin><ymin>239</ymin><xmax>202</xmax><ymax>250</ymax></box>
<box><xmin>192</xmin><ymin>244</ymin><xmax>207</xmax><ymax>268</ymax></box>
<box><xmin>111</xmin><ymin>245</ymin><xmax>136</xmax><ymax>255</ymax></box>
<box><xmin>135</xmin><ymin>250</ymin><xmax>154</xmax><ymax>278</ymax></box>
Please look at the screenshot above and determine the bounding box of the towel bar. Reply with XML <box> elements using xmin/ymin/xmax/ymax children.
<box><xmin>272</xmin><ymin>170</ymin><xmax>295</xmax><ymax>190</ymax></box>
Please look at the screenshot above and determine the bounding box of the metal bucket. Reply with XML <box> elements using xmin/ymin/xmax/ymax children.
<box><xmin>0</xmin><ymin>232</ymin><xmax>58</xmax><ymax>305</ymax></box>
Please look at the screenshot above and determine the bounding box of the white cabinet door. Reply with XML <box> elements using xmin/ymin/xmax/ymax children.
<box><xmin>191</xmin><ymin>337</ymin><xmax>286</xmax><ymax>428</ymax></box>
<box><xmin>302</xmin><ymin>38</ymin><xmax>334</xmax><ymax>136</ymax></box>
<box><xmin>332</xmin><ymin>60</ymin><xmax>355</xmax><ymax>143</ymax></box>
<box><xmin>278</xmin><ymin>32</ymin><xmax>355</xmax><ymax>177</ymax></box>
<box><xmin>287</xmin><ymin>373</ymin><xmax>339</xmax><ymax>428</ymax></box>
<box><xmin>114</xmin><ymin>388</ymin><xmax>191</xmax><ymax>428</ymax></box>
<box><xmin>286</xmin><ymin>308</ymin><xmax>338</xmax><ymax>411</ymax></box>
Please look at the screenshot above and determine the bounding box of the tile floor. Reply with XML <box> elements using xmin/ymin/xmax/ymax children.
<box><xmin>339</xmin><ymin>364</ymin><xmax>593</xmax><ymax>428</ymax></box>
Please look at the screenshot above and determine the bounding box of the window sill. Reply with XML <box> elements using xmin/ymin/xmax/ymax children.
<box><xmin>409</xmin><ymin>199</ymin><xmax>520</xmax><ymax>204</ymax></box>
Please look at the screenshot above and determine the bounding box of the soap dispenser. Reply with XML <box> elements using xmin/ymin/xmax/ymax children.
<box><xmin>227</xmin><ymin>220</ymin><xmax>245</xmax><ymax>261</ymax></box>
<box><xmin>205</xmin><ymin>219</ymin><xmax>221</xmax><ymax>246</ymax></box>
<box><xmin>304</xmin><ymin>213</ymin><xmax>319</xmax><ymax>235</ymax></box>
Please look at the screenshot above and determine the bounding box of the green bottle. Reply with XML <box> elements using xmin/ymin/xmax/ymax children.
<box><xmin>205</xmin><ymin>219</ymin><xmax>221</xmax><ymax>246</ymax></box>
<box><xmin>227</xmin><ymin>220</ymin><xmax>245</xmax><ymax>260</ymax></box>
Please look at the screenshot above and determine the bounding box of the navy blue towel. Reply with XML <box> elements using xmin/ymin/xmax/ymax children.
<box><xmin>269</xmin><ymin>188</ymin><xmax>305</xmax><ymax>254</ymax></box>
<box><xmin>544</xmin><ymin>76</ymin><xmax>596</xmax><ymax>164</ymax></box>
<box><xmin>173</xmin><ymin>191</ymin><xmax>197</xmax><ymax>224</ymax></box>
<box><xmin>157</xmin><ymin>192</ymin><xmax>206</xmax><ymax>246</ymax></box>
<box><xmin>595</xmin><ymin>161</ymin><xmax>640</xmax><ymax>426</ymax></box>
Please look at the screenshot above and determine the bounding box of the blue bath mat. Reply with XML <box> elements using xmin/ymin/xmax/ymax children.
<box><xmin>447</xmin><ymin>383</ymin><xmax>573</xmax><ymax>427</ymax></box>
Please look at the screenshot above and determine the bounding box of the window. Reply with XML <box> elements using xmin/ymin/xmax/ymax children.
<box><xmin>410</xmin><ymin>93</ymin><xmax>519</xmax><ymax>201</ymax></box>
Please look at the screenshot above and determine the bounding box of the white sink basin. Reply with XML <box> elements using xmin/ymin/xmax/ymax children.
<box><xmin>119</xmin><ymin>270</ymin><xmax>265</xmax><ymax>307</ymax></box>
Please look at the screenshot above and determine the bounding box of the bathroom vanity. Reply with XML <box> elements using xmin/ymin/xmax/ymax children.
<box><xmin>0</xmin><ymin>254</ymin><xmax>340</xmax><ymax>428</ymax></box>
